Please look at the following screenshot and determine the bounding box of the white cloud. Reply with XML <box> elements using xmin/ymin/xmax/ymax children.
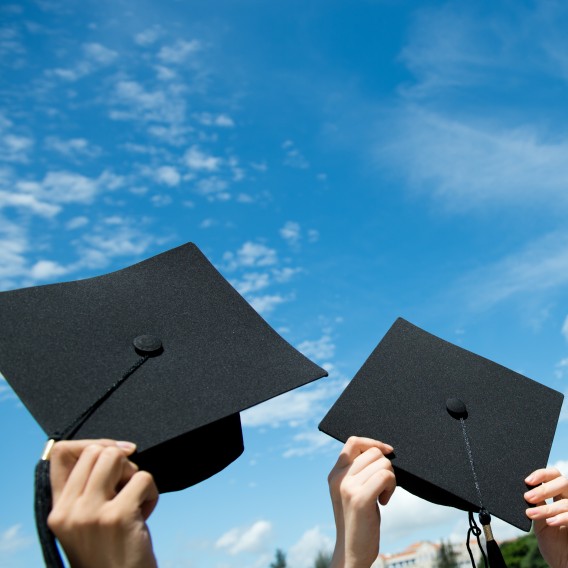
<box><xmin>199</xmin><ymin>218</ymin><xmax>217</xmax><ymax>229</ymax></box>
<box><xmin>273</xmin><ymin>267</ymin><xmax>302</xmax><ymax>283</ymax></box>
<box><xmin>232</xmin><ymin>272</ymin><xmax>271</xmax><ymax>295</ymax></box>
<box><xmin>297</xmin><ymin>335</ymin><xmax>335</xmax><ymax>362</ymax></box>
<box><xmin>110</xmin><ymin>81</ymin><xmax>186</xmax><ymax>137</ymax></box>
<box><xmin>0</xmin><ymin>217</ymin><xmax>29</xmax><ymax>288</ymax></box>
<box><xmin>562</xmin><ymin>316</ymin><xmax>568</xmax><ymax>342</ymax></box>
<box><xmin>215</xmin><ymin>520</ymin><xmax>272</xmax><ymax>555</ymax></box>
<box><xmin>283</xmin><ymin>430</ymin><xmax>337</xmax><ymax>458</ymax></box>
<box><xmin>223</xmin><ymin>242</ymin><xmax>278</xmax><ymax>271</ymax></box>
<box><xmin>280</xmin><ymin>221</ymin><xmax>301</xmax><ymax>245</ymax></box>
<box><xmin>83</xmin><ymin>42</ymin><xmax>117</xmax><ymax>65</ymax></box>
<box><xmin>307</xmin><ymin>229</ymin><xmax>320</xmax><ymax>243</ymax></box>
<box><xmin>154</xmin><ymin>65</ymin><xmax>176</xmax><ymax>81</ymax></box>
<box><xmin>45</xmin><ymin>137</ymin><xmax>101</xmax><ymax>159</ymax></box>
<box><xmin>0</xmin><ymin>114</ymin><xmax>34</xmax><ymax>163</ymax></box>
<box><xmin>50</xmin><ymin>42</ymin><xmax>117</xmax><ymax>81</ymax></box>
<box><xmin>0</xmin><ymin>190</ymin><xmax>60</xmax><ymax>217</ymax></box>
<box><xmin>381</xmin><ymin>488</ymin><xmax>462</xmax><ymax>543</ymax></box>
<box><xmin>134</xmin><ymin>26</ymin><xmax>162</xmax><ymax>46</ymax></box>
<box><xmin>151</xmin><ymin>194</ymin><xmax>172</xmax><ymax>206</ymax></box>
<box><xmin>554</xmin><ymin>358</ymin><xmax>568</xmax><ymax>380</ymax></box>
<box><xmin>242</xmin><ymin>379</ymin><xmax>342</xmax><ymax>429</ymax></box>
<box><xmin>249</xmin><ymin>294</ymin><xmax>287</xmax><ymax>314</ymax></box>
<box><xmin>73</xmin><ymin>222</ymin><xmax>156</xmax><ymax>272</ymax></box>
<box><xmin>30</xmin><ymin>260</ymin><xmax>69</xmax><ymax>281</ymax></box>
<box><xmin>184</xmin><ymin>145</ymin><xmax>221</xmax><ymax>171</ymax></box>
<box><xmin>282</xmin><ymin>140</ymin><xmax>309</xmax><ymax>169</ymax></box>
<box><xmin>0</xmin><ymin>524</ymin><xmax>33</xmax><ymax>554</ymax></box>
<box><xmin>378</xmin><ymin>108</ymin><xmax>568</xmax><ymax>211</ymax></box>
<box><xmin>457</xmin><ymin>232</ymin><xmax>568</xmax><ymax>310</ymax></box>
<box><xmin>13</xmin><ymin>170</ymin><xmax>121</xmax><ymax>210</ymax></box>
<box><xmin>154</xmin><ymin>166</ymin><xmax>181</xmax><ymax>187</ymax></box>
<box><xmin>195</xmin><ymin>112</ymin><xmax>235</xmax><ymax>128</ymax></box>
<box><xmin>157</xmin><ymin>39</ymin><xmax>201</xmax><ymax>64</ymax></box>
<box><xmin>196</xmin><ymin>177</ymin><xmax>229</xmax><ymax>200</ymax></box>
<box><xmin>551</xmin><ymin>460</ymin><xmax>568</xmax><ymax>476</ymax></box>
<box><xmin>66</xmin><ymin>216</ymin><xmax>89</xmax><ymax>230</ymax></box>
<box><xmin>288</xmin><ymin>526</ymin><xmax>333</xmax><ymax>568</ymax></box>
<box><xmin>560</xmin><ymin>393</ymin><xmax>568</xmax><ymax>422</ymax></box>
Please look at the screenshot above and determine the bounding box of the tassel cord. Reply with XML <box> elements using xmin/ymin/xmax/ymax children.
<box><xmin>36</xmin><ymin>354</ymin><xmax>149</xmax><ymax>567</ymax></box>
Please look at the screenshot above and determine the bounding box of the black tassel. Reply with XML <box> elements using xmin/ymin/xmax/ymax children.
<box><xmin>34</xmin><ymin>449</ymin><xmax>65</xmax><ymax>567</ymax></box>
<box><xmin>479</xmin><ymin>509</ymin><xmax>507</xmax><ymax>568</ymax></box>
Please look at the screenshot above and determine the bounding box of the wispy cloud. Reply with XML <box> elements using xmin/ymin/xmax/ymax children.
<box><xmin>280</xmin><ymin>221</ymin><xmax>301</xmax><ymax>246</ymax></box>
<box><xmin>49</xmin><ymin>42</ymin><xmax>118</xmax><ymax>82</ymax></box>
<box><xmin>215</xmin><ymin>520</ymin><xmax>272</xmax><ymax>555</ymax></box>
<box><xmin>241</xmin><ymin>378</ymin><xmax>343</xmax><ymax>429</ymax></box>
<box><xmin>157</xmin><ymin>39</ymin><xmax>201</xmax><ymax>65</ymax></box>
<box><xmin>0</xmin><ymin>524</ymin><xmax>33</xmax><ymax>554</ymax></box>
<box><xmin>551</xmin><ymin>460</ymin><xmax>568</xmax><ymax>476</ymax></box>
<box><xmin>381</xmin><ymin>487</ymin><xmax>462</xmax><ymax>544</ymax></box>
<box><xmin>282</xmin><ymin>140</ymin><xmax>309</xmax><ymax>169</ymax></box>
<box><xmin>288</xmin><ymin>526</ymin><xmax>333</xmax><ymax>568</ymax></box>
<box><xmin>0</xmin><ymin>169</ymin><xmax>124</xmax><ymax>220</ymax></box>
<box><xmin>44</xmin><ymin>137</ymin><xmax>101</xmax><ymax>160</ymax></box>
<box><xmin>0</xmin><ymin>114</ymin><xmax>34</xmax><ymax>163</ymax></box>
<box><xmin>224</xmin><ymin>242</ymin><xmax>278</xmax><ymax>271</ymax></box>
<box><xmin>456</xmin><ymin>231</ymin><xmax>568</xmax><ymax>310</ymax></box>
<box><xmin>282</xmin><ymin>430</ymin><xmax>337</xmax><ymax>458</ymax></box>
<box><xmin>297</xmin><ymin>335</ymin><xmax>335</xmax><ymax>363</ymax></box>
<box><xmin>377</xmin><ymin>108</ymin><xmax>568</xmax><ymax>211</ymax></box>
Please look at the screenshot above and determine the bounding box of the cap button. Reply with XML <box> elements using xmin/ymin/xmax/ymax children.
<box><xmin>446</xmin><ymin>397</ymin><xmax>468</xmax><ymax>419</ymax></box>
<box><xmin>133</xmin><ymin>335</ymin><xmax>163</xmax><ymax>355</ymax></box>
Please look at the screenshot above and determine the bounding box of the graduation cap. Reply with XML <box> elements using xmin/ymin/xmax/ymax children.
<box><xmin>0</xmin><ymin>242</ymin><xmax>327</xmax><ymax>567</ymax></box>
<box><xmin>319</xmin><ymin>318</ymin><xmax>564</xmax><ymax>568</ymax></box>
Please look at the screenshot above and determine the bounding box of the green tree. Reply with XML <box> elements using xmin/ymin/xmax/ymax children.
<box><xmin>500</xmin><ymin>532</ymin><xmax>547</xmax><ymax>568</ymax></box>
<box><xmin>476</xmin><ymin>531</ymin><xmax>547</xmax><ymax>568</ymax></box>
<box><xmin>437</xmin><ymin>540</ymin><xmax>458</xmax><ymax>568</ymax></box>
<box><xmin>313</xmin><ymin>549</ymin><xmax>333</xmax><ymax>568</ymax></box>
<box><xmin>270</xmin><ymin>548</ymin><xmax>287</xmax><ymax>568</ymax></box>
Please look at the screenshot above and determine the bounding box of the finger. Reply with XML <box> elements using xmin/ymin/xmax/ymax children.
<box><xmin>113</xmin><ymin>471</ymin><xmax>159</xmax><ymax>521</ymax></box>
<box><xmin>348</xmin><ymin>447</ymin><xmax>385</xmax><ymax>477</ymax></box>
<box><xmin>525</xmin><ymin>467</ymin><xmax>563</xmax><ymax>487</ymax></box>
<box><xmin>545</xmin><ymin>511</ymin><xmax>568</xmax><ymax>527</ymax></box>
<box><xmin>83</xmin><ymin>446</ymin><xmax>137</xmax><ymax>502</ymax></box>
<box><xmin>524</xmin><ymin>475</ymin><xmax>568</xmax><ymax>504</ymax></box>
<box><xmin>50</xmin><ymin>439</ymin><xmax>136</xmax><ymax>502</ymax></box>
<box><xmin>353</xmin><ymin>455</ymin><xmax>393</xmax><ymax>485</ymax></box>
<box><xmin>358</xmin><ymin>468</ymin><xmax>397</xmax><ymax>506</ymax></box>
<box><xmin>526</xmin><ymin>498</ymin><xmax>568</xmax><ymax>521</ymax></box>
<box><xmin>336</xmin><ymin>437</ymin><xmax>394</xmax><ymax>468</ymax></box>
<box><xmin>56</xmin><ymin>444</ymin><xmax>105</xmax><ymax>505</ymax></box>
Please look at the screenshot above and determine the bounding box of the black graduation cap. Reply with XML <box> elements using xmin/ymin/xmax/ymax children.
<box><xmin>319</xmin><ymin>318</ymin><xmax>563</xmax><ymax>566</ymax></box>
<box><xmin>0</xmin><ymin>242</ymin><xmax>327</xmax><ymax>566</ymax></box>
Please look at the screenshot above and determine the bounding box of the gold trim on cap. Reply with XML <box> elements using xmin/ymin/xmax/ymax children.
<box><xmin>41</xmin><ymin>439</ymin><xmax>56</xmax><ymax>461</ymax></box>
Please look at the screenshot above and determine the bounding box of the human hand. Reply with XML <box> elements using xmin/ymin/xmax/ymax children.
<box><xmin>328</xmin><ymin>436</ymin><xmax>396</xmax><ymax>568</ymax></box>
<box><xmin>525</xmin><ymin>467</ymin><xmax>568</xmax><ymax>568</ymax></box>
<box><xmin>48</xmin><ymin>439</ymin><xmax>159</xmax><ymax>568</ymax></box>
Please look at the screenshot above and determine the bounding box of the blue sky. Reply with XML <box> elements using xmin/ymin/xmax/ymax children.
<box><xmin>1</xmin><ymin>0</ymin><xmax>568</xmax><ymax>566</ymax></box>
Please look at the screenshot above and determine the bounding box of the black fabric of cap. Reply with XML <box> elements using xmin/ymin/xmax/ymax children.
<box><xmin>319</xmin><ymin>318</ymin><xmax>564</xmax><ymax>531</ymax></box>
<box><xmin>0</xmin><ymin>242</ymin><xmax>328</xmax><ymax>492</ymax></box>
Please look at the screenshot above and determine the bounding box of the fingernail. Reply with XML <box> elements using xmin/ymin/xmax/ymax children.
<box><xmin>524</xmin><ymin>489</ymin><xmax>535</xmax><ymax>500</ymax></box>
<box><xmin>526</xmin><ymin>508</ymin><xmax>537</xmax><ymax>518</ymax></box>
<box><xmin>385</xmin><ymin>444</ymin><xmax>394</xmax><ymax>452</ymax></box>
<box><xmin>116</xmin><ymin>441</ymin><xmax>137</xmax><ymax>452</ymax></box>
<box><xmin>525</xmin><ymin>474</ymin><xmax>535</xmax><ymax>484</ymax></box>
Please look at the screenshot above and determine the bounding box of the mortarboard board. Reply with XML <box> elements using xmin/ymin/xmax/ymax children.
<box><xmin>0</xmin><ymin>242</ymin><xmax>328</xmax><ymax>566</ymax></box>
<box><xmin>319</xmin><ymin>318</ymin><xmax>564</xmax><ymax>566</ymax></box>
